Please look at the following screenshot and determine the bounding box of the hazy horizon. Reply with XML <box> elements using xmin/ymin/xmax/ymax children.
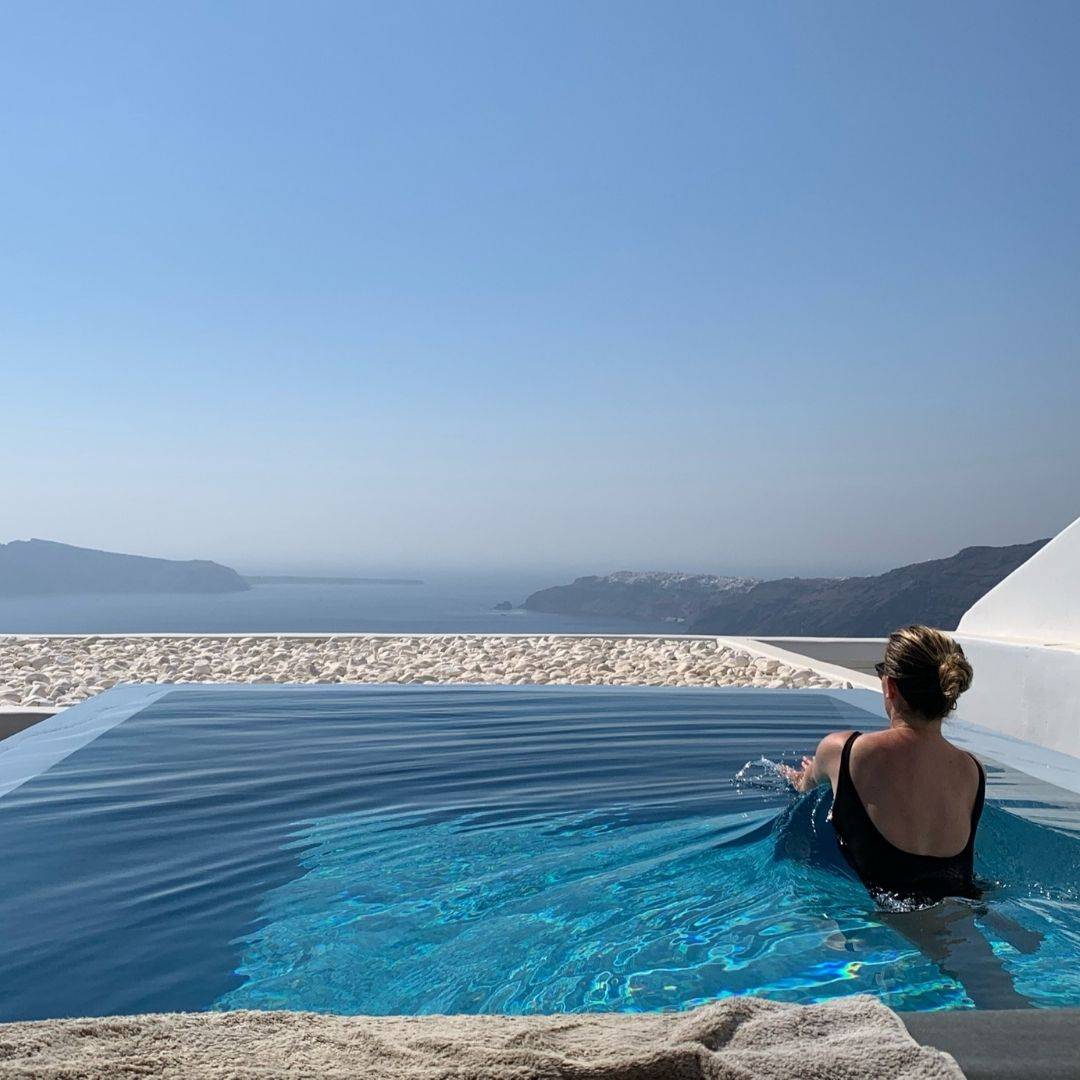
<box><xmin>0</xmin><ymin>527</ymin><xmax>1060</xmax><ymax>585</ymax></box>
<box><xmin>4</xmin><ymin>3</ymin><xmax>1078</xmax><ymax>578</ymax></box>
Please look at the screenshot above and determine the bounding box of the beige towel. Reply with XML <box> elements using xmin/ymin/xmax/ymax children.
<box><xmin>0</xmin><ymin>996</ymin><xmax>963</xmax><ymax>1079</ymax></box>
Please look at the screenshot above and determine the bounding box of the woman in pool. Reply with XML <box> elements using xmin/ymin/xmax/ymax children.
<box><xmin>780</xmin><ymin>624</ymin><xmax>982</xmax><ymax>903</ymax></box>
<box><xmin>780</xmin><ymin>625</ymin><xmax>1042</xmax><ymax>1007</ymax></box>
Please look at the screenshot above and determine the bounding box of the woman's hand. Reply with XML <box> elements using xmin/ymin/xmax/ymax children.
<box><xmin>778</xmin><ymin>755</ymin><xmax>816</xmax><ymax>792</ymax></box>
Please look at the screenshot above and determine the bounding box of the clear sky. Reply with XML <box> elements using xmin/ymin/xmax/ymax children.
<box><xmin>2</xmin><ymin>1</ymin><xmax>1078</xmax><ymax>578</ymax></box>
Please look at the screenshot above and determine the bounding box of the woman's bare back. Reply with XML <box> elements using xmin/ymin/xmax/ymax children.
<box><xmin>846</xmin><ymin>729</ymin><xmax>982</xmax><ymax>857</ymax></box>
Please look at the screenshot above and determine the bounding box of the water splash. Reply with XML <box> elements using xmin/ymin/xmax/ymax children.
<box><xmin>733</xmin><ymin>756</ymin><xmax>794</xmax><ymax>794</ymax></box>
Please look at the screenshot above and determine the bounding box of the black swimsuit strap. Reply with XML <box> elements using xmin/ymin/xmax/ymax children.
<box><xmin>836</xmin><ymin>731</ymin><xmax>871</xmax><ymax>822</ymax></box>
<box><xmin>966</xmin><ymin>753</ymin><xmax>986</xmax><ymax>840</ymax></box>
<box><xmin>838</xmin><ymin>730</ymin><xmax>862</xmax><ymax>793</ymax></box>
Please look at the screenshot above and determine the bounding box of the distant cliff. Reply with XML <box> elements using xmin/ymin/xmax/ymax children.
<box><xmin>524</xmin><ymin>541</ymin><xmax>1048</xmax><ymax>636</ymax></box>
<box><xmin>523</xmin><ymin>571</ymin><xmax>760</xmax><ymax>623</ymax></box>
<box><xmin>689</xmin><ymin>541</ymin><xmax>1049</xmax><ymax>636</ymax></box>
<box><xmin>0</xmin><ymin>539</ymin><xmax>250</xmax><ymax>597</ymax></box>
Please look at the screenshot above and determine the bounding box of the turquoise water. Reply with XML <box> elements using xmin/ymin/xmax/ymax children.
<box><xmin>1</xmin><ymin>686</ymin><xmax>1078</xmax><ymax>1021</ymax></box>
<box><xmin>216</xmin><ymin>794</ymin><xmax>1080</xmax><ymax>1015</ymax></box>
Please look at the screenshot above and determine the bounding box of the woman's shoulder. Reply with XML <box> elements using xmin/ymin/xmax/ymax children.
<box><xmin>948</xmin><ymin>741</ymin><xmax>984</xmax><ymax>784</ymax></box>
<box><xmin>861</xmin><ymin>730</ymin><xmax>982</xmax><ymax>784</ymax></box>
<box><xmin>814</xmin><ymin>729</ymin><xmax>857</xmax><ymax>756</ymax></box>
<box><xmin>814</xmin><ymin>729</ymin><xmax>858</xmax><ymax>778</ymax></box>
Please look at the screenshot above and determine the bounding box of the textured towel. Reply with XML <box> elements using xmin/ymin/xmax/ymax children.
<box><xmin>0</xmin><ymin>997</ymin><xmax>964</xmax><ymax>1079</ymax></box>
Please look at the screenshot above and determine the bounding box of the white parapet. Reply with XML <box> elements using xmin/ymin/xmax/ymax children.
<box><xmin>722</xmin><ymin>637</ymin><xmax>878</xmax><ymax>691</ymax></box>
<box><xmin>954</xmin><ymin>514</ymin><xmax>1080</xmax><ymax>758</ymax></box>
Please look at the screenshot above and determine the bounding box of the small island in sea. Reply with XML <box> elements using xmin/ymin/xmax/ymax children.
<box><xmin>245</xmin><ymin>576</ymin><xmax>424</xmax><ymax>586</ymax></box>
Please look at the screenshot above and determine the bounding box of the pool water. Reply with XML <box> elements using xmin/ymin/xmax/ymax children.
<box><xmin>1</xmin><ymin>685</ymin><xmax>1078</xmax><ymax>1022</ymax></box>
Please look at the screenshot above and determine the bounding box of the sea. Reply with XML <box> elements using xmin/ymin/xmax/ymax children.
<box><xmin>0</xmin><ymin>572</ymin><xmax>676</xmax><ymax>636</ymax></box>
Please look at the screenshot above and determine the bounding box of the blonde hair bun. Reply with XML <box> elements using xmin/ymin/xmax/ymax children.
<box><xmin>938</xmin><ymin>650</ymin><xmax>974</xmax><ymax>709</ymax></box>
<box><xmin>882</xmin><ymin>625</ymin><xmax>973</xmax><ymax>720</ymax></box>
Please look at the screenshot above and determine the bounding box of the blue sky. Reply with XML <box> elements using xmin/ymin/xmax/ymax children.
<box><xmin>2</xmin><ymin>1</ymin><xmax>1078</xmax><ymax>577</ymax></box>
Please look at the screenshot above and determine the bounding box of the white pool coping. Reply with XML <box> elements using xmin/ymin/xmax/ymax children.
<box><xmin>722</xmin><ymin>637</ymin><xmax>879</xmax><ymax>690</ymax></box>
<box><xmin>0</xmin><ymin>685</ymin><xmax>172</xmax><ymax>800</ymax></box>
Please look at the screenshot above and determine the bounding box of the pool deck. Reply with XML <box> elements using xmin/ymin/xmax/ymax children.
<box><xmin>752</xmin><ymin>636</ymin><xmax>888</xmax><ymax>676</ymax></box>
<box><xmin>0</xmin><ymin>708</ymin><xmax>53</xmax><ymax>740</ymax></box>
<box><xmin>900</xmin><ymin>1007</ymin><xmax>1080</xmax><ymax>1080</ymax></box>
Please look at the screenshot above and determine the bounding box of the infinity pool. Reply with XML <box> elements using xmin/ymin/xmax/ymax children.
<box><xmin>1</xmin><ymin>685</ymin><xmax>1078</xmax><ymax>1021</ymax></box>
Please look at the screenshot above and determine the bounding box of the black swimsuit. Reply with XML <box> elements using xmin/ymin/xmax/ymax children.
<box><xmin>829</xmin><ymin>731</ymin><xmax>985</xmax><ymax>903</ymax></box>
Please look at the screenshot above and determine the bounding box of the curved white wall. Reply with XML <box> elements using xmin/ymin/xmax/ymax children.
<box><xmin>954</xmin><ymin>513</ymin><xmax>1080</xmax><ymax>759</ymax></box>
<box><xmin>959</xmin><ymin>516</ymin><xmax>1080</xmax><ymax>644</ymax></box>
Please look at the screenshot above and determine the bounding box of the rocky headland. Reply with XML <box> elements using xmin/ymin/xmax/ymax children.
<box><xmin>524</xmin><ymin>571</ymin><xmax>759</xmax><ymax>623</ymax></box>
<box><xmin>690</xmin><ymin>540</ymin><xmax>1048</xmax><ymax>636</ymax></box>
<box><xmin>525</xmin><ymin>542</ymin><xmax>1047</xmax><ymax>636</ymax></box>
<box><xmin>0</xmin><ymin>539</ymin><xmax>249</xmax><ymax>597</ymax></box>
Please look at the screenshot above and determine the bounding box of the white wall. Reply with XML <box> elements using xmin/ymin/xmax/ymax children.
<box><xmin>953</xmin><ymin>513</ymin><xmax>1080</xmax><ymax>759</ymax></box>
<box><xmin>959</xmin><ymin>516</ymin><xmax>1080</xmax><ymax>644</ymax></box>
<box><xmin>953</xmin><ymin>636</ymin><xmax>1080</xmax><ymax>758</ymax></box>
